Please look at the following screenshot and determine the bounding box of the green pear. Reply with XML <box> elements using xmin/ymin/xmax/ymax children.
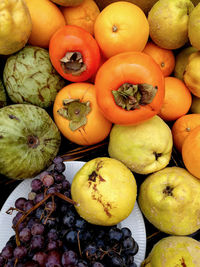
<box><xmin>174</xmin><ymin>46</ymin><xmax>197</xmax><ymax>80</ymax></box>
<box><xmin>138</xmin><ymin>166</ymin><xmax>200</xmax><ymax>235</ymax></box>
<box><xmin>141</xmin><ymin>236</ymin><xmax>200</xmax><ymax>267</ymax></box>
<box><xmin>148</xmin><ymin>0</ymin><xmax>194</xmax><ymax>49</ymax></box>
<box><xmin>188</xmin><ymin>3</ymin><xmax>200</xmax><ymax>50</ymax></box>
<box><xmin>190</xmin><ymin>95</ymin><xmax>200</xmax><ymax>113</ymax></box>
<box><xmin>108</xmin><ymin>115</ymin><xmax>173</xmax><ymax>175</ymax></box>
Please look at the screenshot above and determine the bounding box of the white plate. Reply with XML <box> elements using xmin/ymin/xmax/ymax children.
<box><xmin>0</xmin><ymin>161</ymin><xmax>146</xmax><ymax>266</ymax></box>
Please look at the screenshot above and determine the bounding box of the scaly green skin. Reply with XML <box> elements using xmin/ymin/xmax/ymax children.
<box><xmin>0</xmin><ymin>104</ymin><xmax>61</xmax><ymax>179</ymax></box>
<box><xmin>3</xmin><ymin>46</ymin><xmax>65</xmax><ymax>108</ymax></box>
<box><xmin>142</xmin><ymin>236</ymin><xmax>200</xmax><ymax>267</ymax></box>
<box><xmin>148</xmin><ymin>0</ymin><xmax>194</xmax><ymax>49</ymax></box>
<box><xmin>0</xmin><ymin>79</ymin><xmax>6</xmax><ymax>108</ymax></box>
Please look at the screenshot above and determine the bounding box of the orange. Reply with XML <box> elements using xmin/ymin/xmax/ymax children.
<box><xmin>94</xmin><ymin>1</ymin><xmax>149</xmax><ymax>58</ymax></box>
<box><xmin>143</xmin><ymin>41</ymin><xmax>175</xmax><ymax>77</ymax></box>
<box><xmin>158</xmin><ymin>77</ymin><xmax>192</xmax><ymax>121</ymax></box>
<box><xmin>172</xmin><ymin>114</ymin><xmax>200</xmax><ymax>152</ymax></box>
<box><xmin>60</xmin><ymin>0</ymin><xmax>100</xmax><ymax>35</ymax></box>
<box><xmin>182</xmin><ymin>125</ymin><xmax>200</xmax><ymax>179</ymax></box>
<box><xmin>25</xmin><ymin>0</ymin><xmax>66</xmax><ymax>48</ymax></box>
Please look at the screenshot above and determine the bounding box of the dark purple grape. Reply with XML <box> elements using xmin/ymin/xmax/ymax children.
<box><xmin>31</xmin><ymin>223</ymin><xmax>45</xmax><ymax>236</ymax></box>
<box><xmin>19</xmin><ymin>227</ymin><xmax>32</xmax><ymax>243</ymax></box>
<box><xmin>83</xmin><ymin>244</ymin><xmax>98</xmax><ymax>261</ymax></box>
<box><xmin>47</xmin><ymin>229</ymin><xmax>58</xmax><ymax>241</ymax></box>
<box><xmin>1</xmin><ymin>246</ymin><xmax>13</xmax><ymax>259</ymax></box>
<box><xmin>54</xmin><ymin>173</ymin><xmax>65</xmax><ymax>183</ymax></box>
<box><xmin>75</xmin><ymin>218</ymin><xmax>87</xmax><ymax>230</ymax></box>
<box><xmin>13</xmin><ymin>246</ymin><xmax>27</xmax><ymax>259</ymax></box>
<box><xmin>47</xmin><ymin>240</ymin><xmax>58</xmax><ymax>251</ymax></box>
<box><xmin>4</xmin><ymin>259</ymin><xmax>15</xmax><ymax>267</ymax></box>
<box><xmin>46</xmin><ymin>187</ymin><xmax>58</xmax><ymax>195</ymax></box>
<box><xmin>60</xmin><ymin>203</ymin><xmax>69</xmax><ymax>213</ymax></box>
<box><xmin>108</xmin><ymin>228</ymin><xmax>123</xmax><ymax>244</ymax></box>
<box><xmin>33</xmin><ymin>251</ymin><xmax>47</xmax><ymax>266</ymax></box>
<box><xmin>62</xmin><ymin>180</ymin><xmax>70</xmax><ymax>191</ymax></box>
<box><xmin>92</xmin><ymin>262</ymin><xmax>105</xmax><ymax>267</ymax></box>
<box><xmin>42</xmin><ymin>217</ymin><xmax>58</xmax><ymax>229</ymax></box>
<box><xmin>61</xmin><ymin>250</ymin><xmax>78</xmax><ymax>266</ymax></box>
<box><xmin>23</xmin><ymin>200</ymin><xmax>34</xmax><ymax>212</ymax></box>
<box><xmin>79</xmin><ymin>230</ymin><xmax>93</xmax><ymax>244</ymax></box>
<box><xmin>129</xmin><ymin>263</ymin><xmax>137</xmax><ymax>267</ymax></box>
<box><xmin>34</xmin><ymin>193</ymin><xmax>44</xmax><ymax>204</ymax></box>
<box><xmin>53</xmin><ymin>156</ymin><xmax>63</xmax><ymax>164</ymax></box>
<box><xmin>105</xmin><ymin>254</ymin><xmax>123</xmax><ymax>267</ymax></box>
<box><xmin>0</xmin><ymin>254</ymin><xmax>5</xmax><ymax>266</ymax></box>
<box><xmin>30</xmin><ymin>235</ymin><xmax>44</xmax><ymax>251</ymax></box>
<box><xmin>24</xmin><ymin>261</ymin><xmax>39</xmax><ymax>267</ymax></box>
<box><xmin>46</xmin><ymin>250</ymin><xmax>61</xmax><ymax>267</ymax></box>
<box><xmin>41</xmin><ymin>174</ymin><xmax>54</xmax><ymax>187</ymax></box>
<box><xmin>63</xmin><ymin>191</ymin><xmax>71</xmax><ymax>198</ymax></box>
<box><xmin>64</xmin><ymin>230</ymin><xmax>78</xmax><ymax>246</ymax></box>
<box><xmin>31</xmin><ymin>179</ymin><xmax>43</xmax><ymax>192</ymax></box>
<box><xmin>45</xmin><ymin>201</ymin><xmax>57</xmax><ymax>213</ymax></box>
<box><xmin>15</xmin><ymin>197</ymin><xmax>27</xmax><ymax>210</ymax></box>
<box><xmin>77</xmin><ymin>260</ymin><xmax>88</xmax><ymax>267</ymax></box>
<box><xmin>121</xmin><ymin>227</ymin><xmax>132</xmax><ymax>239</ymax></box>
<box><xmin>12</xmin><ymin>212</ymin><xmax>23</xmax><ymax>226</ymax></box>
<box><xmin>54</xmin><ymin>162</ymin><xmax>65</xmax><ymax>174</ymax></box>
<box><xmin>6</xmin><ymin>235</ymin><xmax>16</xmax><ymax>247</ymax></box>
<box><xmin>34</xmin><ymin>207</ymin><xmax>44</xmax><ymax>220</ymax></box>
<box><xmin>62</xmin><ymin>215</ymin><xmax>75</xmax><ymax>228</ymax></box>
<box><xmin>122</xmin><ymin>238</ymin><xmax>138</xmax><ymax>256</ymax></box>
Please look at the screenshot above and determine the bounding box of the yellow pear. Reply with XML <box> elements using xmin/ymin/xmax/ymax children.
<box><xmin>190</xmin><ymin>95</ymin><xmax>200</xmax><ymax>113</ymax></box>
<box><xmin>138</xmin><ymin>166</ymin><xmax>200</xmax><ymax>235</ymax></box>
<box><xmin>174</xmin><ymin>46</ymin><xmax>197</xmax><ymax>80</ymax></box>
<box><xmin>141</xmin><ymin>236</ymin><xmax>200</xmax><ymax>267</ymax></box>
<box><xmin>184</xmin><ymin>51</ymin><xmax>200</xmax><ymax>97</ymax></box>
<box><xmin>148</xmin><ymin>0</ymin><xmax>194</xmax><ymax>49</ymax></box>
<box><xmin>50</xmin><ymin>0</ymin><xmax>84</xmax><ymax>6</ymax></box>
<box><xmin>188</xmin><ymin>3</ymin><xmax>200</xmax><ymax>50</ymax></box>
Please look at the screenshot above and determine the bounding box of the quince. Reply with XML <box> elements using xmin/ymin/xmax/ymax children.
<box><xmin>108</xmin><ymin>115</ymin><xmax>173</xmax><ymax>175</ymax></box>
<box><xmin>71</xmin><ymin>157</ymin><xmax>137</xmax><ymax>226</ymax></box>
<box><xmin>0</xmin><ymin>0</ymin><xmax>32</xmax><ymax>55</ymax></box>
<box><xmin>142</xmin><ymin>236</ymin><xmax>200</xmax><ymax>267</ymax></box>
<box><xmin>138</xmin><ymin>167</ymin><xmax>200</xmax><ymax>235</ymax></box>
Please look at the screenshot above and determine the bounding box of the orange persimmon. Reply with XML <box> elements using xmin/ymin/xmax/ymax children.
<box><xmin>53</xmin><ymin>82</ymin><xmax>112</xmax><ymax>145</ymax></box>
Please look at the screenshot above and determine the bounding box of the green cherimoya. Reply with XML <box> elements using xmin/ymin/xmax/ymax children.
<box><xmin>3</xmin><ymin>46</ymin><xmax>66</xmax><ymax>108</ymax></box>
<box><xmin>0</xmin><ymin>104</ymin><xmax>61</xmax><ymax>179</ymax></box>
<box><xmin>0</xmin><ymin>79</ymin><xmax>7</xmax><ymax>108</ymax></box>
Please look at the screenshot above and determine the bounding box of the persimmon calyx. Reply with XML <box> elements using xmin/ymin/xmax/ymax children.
<box><xmin>112</xmin><ymin>83</ymin><xmax>158</xmax><ymax>110</ymax></box>
<box><xmin>57</xmin><ymin>99</ymin><xmax>91</xmax><ymax>131</ymax></box>
<box><xmin>60</xmin><ymin>51</ymin><xmax>87</xmax><ymax>76</ymax></box>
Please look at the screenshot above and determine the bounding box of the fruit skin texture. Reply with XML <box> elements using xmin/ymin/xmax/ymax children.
<box><xmin>188</xmin><ymin>3</ymin><xmax>200</xmax><ymax>50</ymax></box>
<box><xmin>174</xmin><ymin>46</ymin><xmax>197</xmax><ymax>81</ymax></box>
<box><xmin>50</xmin><ymin>0</ymin><xmax>84</xmax><ymax>6</ymax></box>
<box><xmin>171</xmin><ymin>113</ymin><xmax>200</xmax><ymax>152</ymax></box>
<box><xmin>148</xmin><ymin>0</ymin><xmax>194</xmax><ymax>50</ymax></box>
<box><xmin>95</xmin><ymin>52</ymin><xmax>165</xmax><ymax>125</ymax></box>
<box><xmin>3</xmin><ymin>46</ymin><xmax>65</xmax><ymax>109</ymax></box>
<box><xmin>71</xmin><ymin>157</ymin><xmax>137</xmax><ymax>226</ymax></box>
<box><xmin>0</xmin><ymin>79</ymin><xmax>7</xmax><ymax>108</ymax></box>
<box><xmin>25</xmin><ymin>0</ymin><xmax>66</xmax><ymax>48</ymax></box>
<box><xmin>108</xmin><ymin>115</ymin><xmax>173</xmax><ymax>175</ymax></box>
<box><xmin>60</xmin><ymin>0</ymin><xmax>100</xmax><ymax>35</ymax></box>
<box><xmin>0</xmin><ymin>0</ymin><xmax>32</xmax><ymax>55</ymax></box>
<box><xmin>182</xmin><ymin>125</ymin><xmax>200</xmax><ymax>179</ymax></box>
<box><xmin>141</xmin><ymin>236</ymin><xmax>200</xmax><ymax>267</ymax></box>
<box><xmin>190</xmin><ymin>95</ymin><xmax>200</xmax><ymax>114</ymax></box>
<box><xmin>0</xmin><ymin>104</ymin><xmax>61</xmax><ymax>180</ymax></box>
<box><xmin>94</xmin><ymin>1</ymin><xmax>149</xmax><ymax>58</ymax></box>
<box><xmin>142</xmin><ymin>41</ymin><xmax>175</xmax><ymax>77</ymax></box>
<box><xmin>158</xmin><ymin>76</ymin><xmax>192</xmax><ymax>121</ymax></box>
<box><xmin>138</xmin><ymin>167</ymin><xmax>200</xmax><ymax>235</ymax></box>
<box><xmin>184</xmin><ymin>51</ymin><xmax>200</xmax><ymax>97</ymax></box>
<box><xmin>53</xmin><ymin>83</ymin><xmax>112</xmax><ymax>146</ymax></box>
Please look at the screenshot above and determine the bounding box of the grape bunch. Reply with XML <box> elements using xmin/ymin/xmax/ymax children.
<box><xmin>0</xmin><ymin>157</ymin><xmax>139</xmax><ymax>267</ymax></box>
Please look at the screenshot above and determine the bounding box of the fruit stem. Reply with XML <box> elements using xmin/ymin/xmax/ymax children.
<box><xmin>60</xmin><ymin>51</ymin><xmax>86</xmax><ymax>76</ymax></box>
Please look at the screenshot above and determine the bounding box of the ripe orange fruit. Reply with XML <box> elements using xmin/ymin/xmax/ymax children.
<box><xmin>25</xmin><ymin>0</ymin><xmax>66</xmax><ymax>48</ymax></box>
<box><xmin>172</xmin><ymin>114</ymin><xmax>200</xmax><ymax>152</ymax></box>
<box><xmin>60</xmin><ymin>0</ymin><xmax>100</xmax><ymax>35</ymax></box>
<box><xmin>182</xmin><ymin>125</ymin><xmax>200</xmax><ymax>179</ymax></box>
<box><xmin>143</xmin><ymin>41</ymin><xmax>175</xmax><ymax>77</ymax></box>
<box><xmin>158</xmin><ymin>77</ymin><xmax>192</xmax><ymax>121</ymax></box>
<box><xmin>94</xmin><ymin>1</ymin><xmax>149</xmax><ymax>58</ymax></box>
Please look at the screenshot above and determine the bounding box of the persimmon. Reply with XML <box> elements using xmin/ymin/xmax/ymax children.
<box><xmin>94</xmin><ymin>1</ymin><xmax>149</xmax><ymax>58</ymax></box>
<box><xmin>53</xmin><ymin>82</ymin><xmax>112</xmax><ymax>146</ymax></box>
<box><xmin>60</xmin><ymin>0</ymin><xmax>100</xmax><ymax>35</ymax></box>
<box><xmin>143</xmin><ymin>41</ymin><xmax>175</xmax><ymax>77</ymax></box>
<box><xmin>95</xmin><ymin>51</ymin><xmax>165</xmax><ymax>125</ymax></box>
<box><xmin>158</xmin><ymin>77</ymin><xmax>192</xmax><ymax>121</ymax></box>
<box><xmin>25</xmin><ymin>0</ymin><xmax>66</xmax><ymax>48</ymax></box>
<box><xmin>172</xmin><ymin>114</ymin><xmax>200</xmax><ymax>152</ymax></box>
<box><xmin>182</xmin><ymin>125</ymin><xmax>200</xmax><ymax>179</ymax></box>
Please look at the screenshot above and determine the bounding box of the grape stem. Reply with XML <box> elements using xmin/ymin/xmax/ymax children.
<box><xmin>11</xmin><ymin>192</ymin><xmax>77</xmax><ymax>247</ymax></box>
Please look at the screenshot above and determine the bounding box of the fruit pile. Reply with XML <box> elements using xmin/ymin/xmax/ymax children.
<box><xmin>2</xmin><ymin>0</ymin><xmax>200</xmax><ymax>266</ymax></box>
<box><xmin>0</xmin><ymin>157</ymin><xmax>138</xmax><ymax>267</ymax></box>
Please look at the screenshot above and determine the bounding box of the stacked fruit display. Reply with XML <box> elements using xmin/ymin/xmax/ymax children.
<box><xmin>1</xmin><ymin>0</ymin><xmax>200</xmax><ymax>266</ymax></box>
